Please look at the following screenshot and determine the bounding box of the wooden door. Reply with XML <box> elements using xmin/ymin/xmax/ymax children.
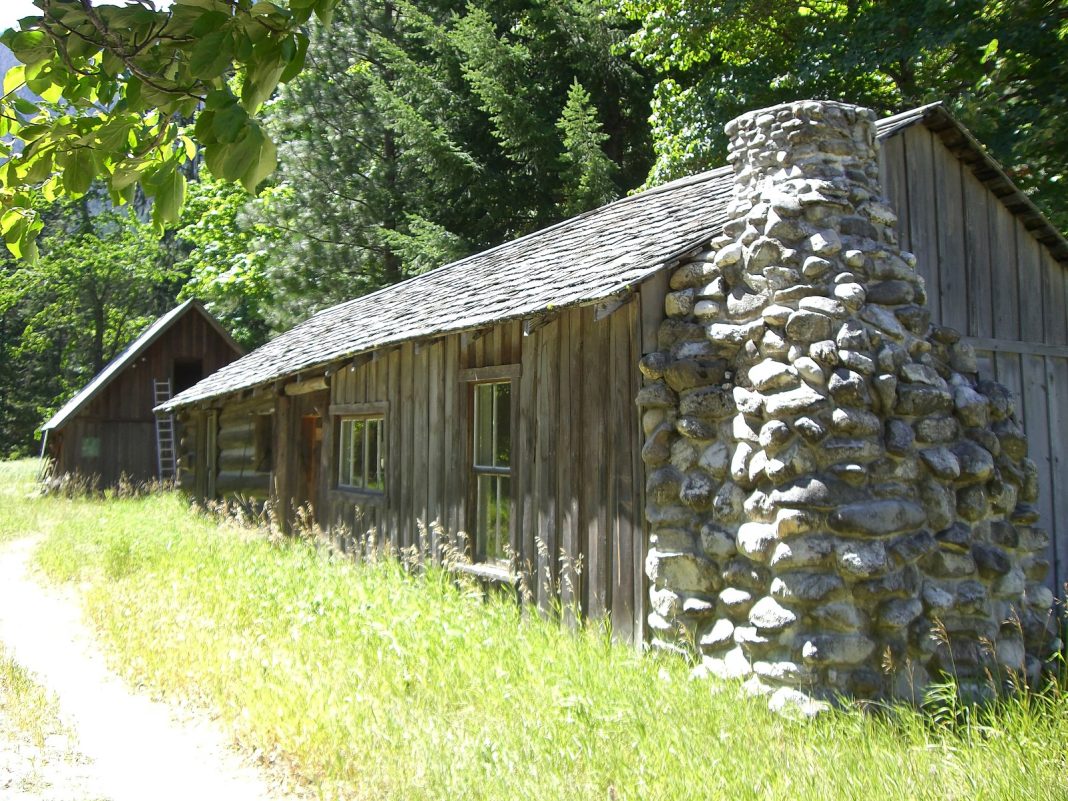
<box><xmin>300</xmin><ymin>414</ymin><xmax>323</xmax><ymax>515</ymax></box>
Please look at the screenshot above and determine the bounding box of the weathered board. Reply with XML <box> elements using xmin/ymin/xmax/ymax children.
<box><xmin>882</xmin><ymin>125</ymin><xmax>1068</xmax><ymax>595</ymax></box>
<box><xmin>310</xmin><ymin>305</ymin><xmax>648</xmax><ymax>640</ymax></box>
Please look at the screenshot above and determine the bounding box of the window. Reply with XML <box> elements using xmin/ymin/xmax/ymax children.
<box><xmin>81</xmin><ymin>435</ymin><xmax>100</xmax><ymax>459</ymax></box>
<box><xmin>339</xmin><ymin>416</ymin><xmax>384</xmax><ymax>492</ymax></box>
<box><xmin>473</xmin><ymin>381</ymin><xmax>511</xmax><ymax>563</ymax></box>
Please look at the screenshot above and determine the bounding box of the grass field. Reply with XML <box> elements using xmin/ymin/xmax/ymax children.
<box><xmin>2</xmin><ymin>458</ymin><xmax>1066</xmax><ymax>800</ymax></box>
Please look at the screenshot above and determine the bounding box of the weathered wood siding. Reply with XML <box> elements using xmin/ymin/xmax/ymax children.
<box><xmin>322</xmin><ymin>302</ymin><xmax>648</xmax><ymax>640</ymax></box>
<box><xmin>882</xmin><ymin>125</ymin><xmax>1068</xmax><ymax>595</ymax></box>
<box><xmin>55</xmin><ymin>307</ymin><xmax>241</xmax><ymax>486</ymax></box>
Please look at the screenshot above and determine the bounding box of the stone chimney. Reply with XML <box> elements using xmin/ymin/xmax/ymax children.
<box><xmin>638</xmin><ymin>100</ymin><xmax>1056</xmax><ymax>708</ymax></box>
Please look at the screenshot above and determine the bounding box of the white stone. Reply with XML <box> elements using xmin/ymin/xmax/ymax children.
<box><xmin>900</xmin><ymin>363</ymin><xmax>948</xmax><ymax>389</ymax></box>
<box><xmin>859</xmin><ymin>304</ymin><xmax>906</xmax><ymax>339</ymax></box>
<box><xmin>770</xmin><ymin>536</ymin><xmax>833</xmax><ymax>569</ymax></box>
<box><xmin>737</xmin><ymin>522</ymin><xmax>777</xmax><ymax>561</ymax></box>
<box><xmin>749</xmin><ymin>359</ymin><xmax>800</xmax><ymax>391</ymax></box>
<box><xmin>762</xmin><ymin>304</ymin><xmax>794</xmax><ymax>326</ymax></box>
<box><xmin>834</xmin><ymin>282</ymin><xmax>866</xmax><ymax>308</ymax></box>
<box><xmin>835</xmin><ymin>540</ymin><xmax>888</xmax><ymax>578</ymax></box>
<box><xmin>799</xmin><ymin>296</ymin><xmax>848</xmax><ymax>317</ymax></box>
<box><xmin>714</xmin><ymin>241</ymin><xmax>743</xmax><ymax>267</ymax></box>
<box><xmin>698</xmin><ymin>441</ymin><xmax>730</xmax><ymax>478</ymax></box>
<box><xmin>774</xmin><ymin>508</ymin><xmax>821</xmax><ymax>537</ymax></box>
<box><xmin>843</xmin><ymin>249</ymin><xmax>866</xmax><ymax>268</ymax></box>
<box><xmin>793</xmin><ymin>356</ymin><xmax>825</xmax><ymax>387</ymax></box>
<box><xmin>809</xmin><ymin>230</ymin><xmax>842</xmax><ymax>257</ymax></box>
<box><xmin>767</xmin><ymin>687</ymin><xmax>830</xmax><ymax>718</ymax></box>
<box><xmin>749</xmin><ymin>597</ymin><xmax>798</xmax><ymax>631</ymax></box>
<box><xmin>699</xmin><ymin>618</ymin><xmax>735</xmax><ymax>648</ymax></box>
<box><xmin>731</xmin><ymin>442</ymin><xmax>754</xmax><ymax>483</ymax></box>
<box><xmin>763</xmin><ymin>385</ymin><xmax>827</xmax><ymax>416</ymax></box>
<box><xmin>702</xmin><ymin>646</ymin><xmax>752</xmax><ymax>680</ymax></box>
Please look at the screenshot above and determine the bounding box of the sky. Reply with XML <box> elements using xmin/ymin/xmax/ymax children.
<box><xmin>0</xmin><ymin>1</ymin><xmax>43</xmax><ymax>31</ymax></box>
<box><xmin>0</xmin><ymin>2</ymin><xmax>174</xmax><ymax>32</ymax></box>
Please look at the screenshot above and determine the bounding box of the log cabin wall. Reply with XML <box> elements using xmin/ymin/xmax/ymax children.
<box><xmin>213</xmin><ymin>395</ymin><xmax>275</xmax><ymax>501</ymax></box>
<box><xmin>55</xmin><ymin>306</ymin><xmax>241</xmax><ymax>486</ymax></box>
<box><xmin>322</xmin><ymin>300</ymin><xmax>651</xmax><ymax>642</ymax></box>
<box><xmin>881</xmin><ymin>125</ymin><xmax>1068</xmax><ymax>595</ymax></box>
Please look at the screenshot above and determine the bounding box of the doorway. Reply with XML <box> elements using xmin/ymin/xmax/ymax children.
<box><xmin>300</xmin><ymin>414</ymin><xmax>323</xmax><ymax>513</ymax></box>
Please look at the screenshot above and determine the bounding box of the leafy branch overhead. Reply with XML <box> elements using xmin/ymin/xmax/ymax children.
<box><xmin>0</xmin><ymin>0</ymin><xmax>337</xmax><ymax>259</ymax></box>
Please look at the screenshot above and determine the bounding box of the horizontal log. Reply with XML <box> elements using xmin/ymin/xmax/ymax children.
<box><xmin>284</xmin><ymin>377</ymin><xmax>328</xmax><ymax>396</ymax></box>
<box><xmin>215</xmin><ymin>395</ymin><xmax>275</xmax><ymax>418</ymax></box>
<box><xmin>215</xmin><ymin>470</ymin><xmax>270</xmax><ymax>494</ymax></box>
<box><xmin>218</xmin><ymin>426</ymin><xmax>253</xmax><ymax>449</ymax></box>
<box><xmin>219</xmin><ymin>450</ymin><xmax>256</xmax><ymax>471</ymax></box>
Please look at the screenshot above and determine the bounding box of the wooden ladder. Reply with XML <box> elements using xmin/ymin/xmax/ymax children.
<box><xmin>154</xmin><ymin>379</ymin><xmax>177</xmax><ymax>483</ymax></box>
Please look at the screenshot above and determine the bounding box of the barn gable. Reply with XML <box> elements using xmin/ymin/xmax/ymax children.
<box><xmin>43</xmin><ymin>300</ymin><xmax>244</xmax><ymax>485</ymax></box>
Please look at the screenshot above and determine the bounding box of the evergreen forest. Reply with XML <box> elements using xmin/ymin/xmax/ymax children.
<box><xmin>1</xmin><ymin>0</ymin><xmax>1066</xmax><ymax>456</ymax></box>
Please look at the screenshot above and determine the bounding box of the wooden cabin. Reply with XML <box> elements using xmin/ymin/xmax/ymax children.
<box><xmin>42</xmin><ymin>300</ymin><xmax>244</xmax><ymax>486</ymax></box>
<box><xmin>161</xmin><ymin>104</ymin><xmax>1068</xmax><ymax>642</ymax></box>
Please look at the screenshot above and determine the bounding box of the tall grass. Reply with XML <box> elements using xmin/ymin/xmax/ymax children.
<box><xmin>0</xmin><ymin>458</ymin><xmax>50</xmax><ymax>543</ymax></box>
<box><xmin>2</xmin><ymin>459</ymin><xmax>1065</xmax><ymax>800</ymax></box>
<box><xmin>0</xmin><ymin>645</ymin><xmax>69</xmax><ymax>749</ymax></box>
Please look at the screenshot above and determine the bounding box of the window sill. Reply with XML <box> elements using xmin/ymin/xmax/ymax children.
<box><xmin>330</xmin><ymin>487</ymin><xmax>386</xmax><ymax>506</ymax></box>
<box><xmin>449</xmin><ymin>561</ymin><xmax>517</xmax><ymax>586</ymax></box>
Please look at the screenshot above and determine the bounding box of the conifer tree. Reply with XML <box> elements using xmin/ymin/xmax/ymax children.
<box><xmin>557</xmin><ymin>79</ymin><xmax>616</xmax><ymax>216</ymax></box>
<box><xmin>257</xmin><ymin>0</ymin><xmax>652</xmax><ymax>328</ymax></box>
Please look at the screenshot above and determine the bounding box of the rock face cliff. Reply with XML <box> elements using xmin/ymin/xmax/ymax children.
<box><xmin>638</xmin><ymin>100</ymin><xmax>1057</xmax><ymax>706</ymax></box>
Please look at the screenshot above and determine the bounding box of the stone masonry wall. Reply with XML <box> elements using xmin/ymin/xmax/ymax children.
<box><xmin>638</xmin><ymin>100</ymin><xmax>1057</xmax><ymax>706</ymax></box>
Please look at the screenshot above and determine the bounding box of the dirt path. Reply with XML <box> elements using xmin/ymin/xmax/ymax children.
<box><xmin>0</xmin><ymin>536</ymin><xmax>297</xmax><ymax>801</ymax></box>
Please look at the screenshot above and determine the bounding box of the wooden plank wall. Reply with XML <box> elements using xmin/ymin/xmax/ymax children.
<box><xmin>322</xmin><ymin>302</ymin><xmax>648</xmax><ymax>641</ymax></box>
<box><xmin>56</xmin><ymin>307</ymin><xmax>241</xmax><ymax>485</ymax></box>
<box><xmin>881</xmin><ymin>125</ymin><xmax>1068</xmax><ymax>596</ymax></box>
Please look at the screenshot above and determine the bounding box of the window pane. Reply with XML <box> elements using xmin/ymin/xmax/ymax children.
<box><xmin>366</xmin><ymin>419</ymin><xmax>383</xmax><ymax>491</ymax></box>
<box><xmin>494</xmin><ymin>382</ymin><xmax>510</xmax><ymax>468</ymax></box>
<box><xmin>477</xmin><ymin>474</ymin><xmax>507</xmax><ymax>562</ymax></box>
<box><xmin>474</xmin><ymin>383</ymin><xmax>494</xmax><ymax>467</ymax></box>
<box><xmin>493</xmin><ymin>476</ymin><xmax>510</xmax><ymax>561</ymax></box>
<box><xmin>339</xmin><ymin>420</ymin><xmax>352</xmax><ymax>486</ymax></box>
<box><xmin>350</xmin><ymin>420</ymin><xmax>365</xmax><ymax>488</ymax></box>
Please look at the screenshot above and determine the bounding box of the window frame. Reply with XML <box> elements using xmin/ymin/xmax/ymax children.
<box><xmin>330</xmin><ymin>402</ymin><xmax>388</xmax><ymax>498</ymax></box>
<box><xmin>462</xmin><ymin>365</ymin><xmax>519</xmax><ymax>567</ymax></box>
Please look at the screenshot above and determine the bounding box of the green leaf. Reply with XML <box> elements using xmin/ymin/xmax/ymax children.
<box><xmin>180</xmin><ymin>135</ymin><xmax>197</xmax><ymax>161</ymax></box>
<box><xmin>3</xmin><ymin>65</ymin><xmax>25</xmax><ymax>96</ymax></box>
<box><xmin>101</xmin><ymin>50</ymin><xmax>125</xmax><ymax>78</ymax></box>
<box><xmin>240</xmin><ymin>133</ymin><xmax>276</xmax><ymax>192</ymax></box>
<box><xmin>151</xmin><ymin>167</ymin><xmax>186</xmax><ymax>226</ymax></box>
<box><xmin>111</xmin><ymin>161</ymin><xmax>146</xmax><ymax>191</ymax></box>
<box><xmin>96</xmin><ymin>120</ymin><xmax>133</xmax><ymax>153</ymax></box>
<box><xmin>190</xmin><ymin>29</ymin><xmax>234</xmax><ymax>79</ymax></box>
<box><xmin>279</xmin><ymin>33</ymin><xmax>309</xmax><ymax>83</ymax></box>
<box><xmin>38</xmin><ymin>82</ymin><xmax>63</xmax><ymax>104</ymax></box>
<box><xmin>9</xmin><ymin>31</ymin><xmax>52</xmax><ymax>64</ymax></box>
<box><xmin>981</xmin><ymin>38</ymin><xmax>1000</xmax><ymax>64</ymax></box>
<box><xmin>59</xmin><ymin>148</ymin><xmax>95</xmax><ymax>194</ymax></box>
<box><xmin>313</xmin><ymin>0</ymin><xmax>336</xmax><ymax>26</ymax></box>
<box><xmin>212</xmin><ymin>101</ymin><xmax>249</xmax><ymax>143</ymax></box>
<box><xmin>1</xmin><ymin>209</ymin><xmax>24</xmax><ymax>237</ymax></box>
<box><xmin>23</xmin><ymin>151</ymin><xmax>54</xmax><ymax>183</ymax></box>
